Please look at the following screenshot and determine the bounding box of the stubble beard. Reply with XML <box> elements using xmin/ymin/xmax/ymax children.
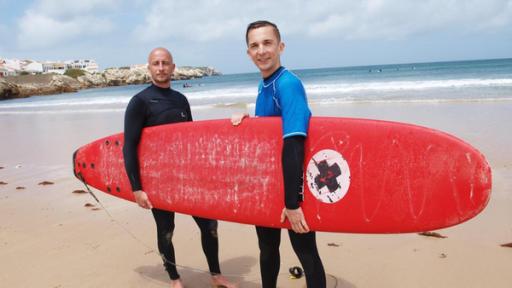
<box><xmin>152</xmin><ymin>74</ymin><xmax>171</xmax><ymax>87</ymax></box>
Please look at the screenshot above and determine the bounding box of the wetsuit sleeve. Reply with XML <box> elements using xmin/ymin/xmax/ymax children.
<box><xmin>185</xmin><ymin>98</ymin><xmax>193</xmax><ymax>121</ymax></box>
<box><xmin>123</xmin><ymin>96</ymin><xmax>146</xmax><ymax>192</ymax></box>
<box><xmin>282</xmin><ymin>135</ymin><xmax>305</xmax><ymax>209</ymax></box>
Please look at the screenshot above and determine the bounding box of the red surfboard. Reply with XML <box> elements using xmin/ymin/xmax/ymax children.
<box><xmin>73</xmin><ymin>117</ymin><xmax>492</xmax><ymax>233</ymax></box>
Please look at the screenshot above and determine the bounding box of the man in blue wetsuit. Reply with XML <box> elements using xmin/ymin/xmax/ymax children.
<box><xmin>232</xmin><ymin>21</ymin><xmax>326</xmax><ymax>288</ymax></box>
<box><xmin>123</xmin><ymin>47</ymin><xmax>236</xmax><ymax>288</ymax></box>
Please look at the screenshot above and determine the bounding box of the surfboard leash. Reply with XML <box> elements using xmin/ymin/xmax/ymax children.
<box><xmin>75</xmin><ymin>172</ymin><xmax>252</xmax><ymax>278</ymax></box>
<box><xmin>75</xmin><ymin>172</ymin><xmax>162</xmax><ymax>256</ymax></box>
<box><xmin>75</xmin><ymin>173</ymin><xmax>338</xmax><ymax>286</ymax></box>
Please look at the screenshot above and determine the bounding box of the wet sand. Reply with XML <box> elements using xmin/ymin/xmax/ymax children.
<box><xmin>0</xmin><ymin>101</ymin><xmax>511</xmax><ymax>287</ymax></box>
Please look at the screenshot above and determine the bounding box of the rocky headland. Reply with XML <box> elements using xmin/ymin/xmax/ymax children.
<box><xmin>0</xmin><ymin>65</ymin><xmax>220</xmax><ymax>100</ymax></box>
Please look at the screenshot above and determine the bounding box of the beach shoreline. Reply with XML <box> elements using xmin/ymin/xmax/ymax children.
<box><xmin>1</xmin><ymin>101</ymin><xmax>511</xmax><ymax>287</ymax></box>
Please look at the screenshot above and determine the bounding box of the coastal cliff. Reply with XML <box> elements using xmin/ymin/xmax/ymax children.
<box><xmin>0</xmin><ymin>66</ymin><xmax>220</xmax><ymax>100</ymax></box>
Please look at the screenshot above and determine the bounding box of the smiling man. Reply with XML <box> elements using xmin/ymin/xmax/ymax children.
<box><xmin>232</xmin><ymin>21</ymin><xmax>327</xmax><ymax>288</ymax></box>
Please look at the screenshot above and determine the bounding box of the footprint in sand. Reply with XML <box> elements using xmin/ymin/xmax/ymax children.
<box><xmin>418</xmin><ymin>231</ymin><xmax>447</xmax><ymax>239</ymax></box>
<box><xmin>38</xmin><ymin>181</ymin><xmax>54</xmax><ymax>185</ymax></box>
<box><xmin>72</xmin><ymin>190</ymin><xmax>88</xmax><ymax>194</ymax></box>
<box><xmin>84</xmin><ymin>203</ymin><xmax>101</xmax><ymax>211</ymax></box>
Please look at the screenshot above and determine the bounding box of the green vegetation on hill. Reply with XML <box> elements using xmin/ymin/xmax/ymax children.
<box><xmin>64</xmin><ymin>69</ymin><xmax>86</xmax><ymax>79</ymax></box>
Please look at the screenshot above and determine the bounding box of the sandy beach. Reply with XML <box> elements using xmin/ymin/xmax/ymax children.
<box><xmin>1</xmin><ymin>101</ymin><xmax>511</xmax><ymax>288</ymax></box>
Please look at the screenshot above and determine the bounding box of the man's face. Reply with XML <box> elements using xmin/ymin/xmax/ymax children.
<box><xmin>148</xmin><ymin>49</ymin><xmax>175</xmax><ymax>87</ymax></box>
<box><xmin>246</xmin><ymin>26</ymin><xmax>284</xmax><ymax>78</ymax></box>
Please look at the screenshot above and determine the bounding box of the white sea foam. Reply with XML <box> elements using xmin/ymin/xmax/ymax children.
<box><xmin>1</xmin><ymin>73</ymin><xmax>511</xmax><ymax>114</ymax></box>
<box><xmin>0</xmin><ymin>96</ymin><xmax>130</xmax><ymax>109</ymax></box>
<box><xmin>305</xmin><ymin>78</ymin><xmax>512</xmax><ymax>96</ymax></box>
<box><xmin>310</xmin><ymin>97</ymin><xmax>512</xmax><ymax>105</ymax></box>
<box><xmin>0</xmin><ymin>108</ymin><xmax>126</xmax><ymax>115</ymax></box>
<box><xmin>186</xmin><ymin>87</ymin><xmax>256</xmax><ymax>100</ymax></box>
<box><xmin>184</xmin><ymin>78</ymin><xmax>512</xmax><ymax>103</ymax></box>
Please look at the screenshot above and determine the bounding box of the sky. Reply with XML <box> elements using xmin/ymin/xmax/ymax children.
<box><xmin>0</xmin><ymin>0</ymin><xmax>511</xmax><ymax>74</ymax></box>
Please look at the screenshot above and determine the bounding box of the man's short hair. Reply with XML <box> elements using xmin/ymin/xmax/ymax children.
<box><xmin>245</xmin><ymin>20</ymin><xmax>281</xmax><ymax>44</ymax></box>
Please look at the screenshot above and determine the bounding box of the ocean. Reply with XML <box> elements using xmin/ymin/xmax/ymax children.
<box><xmin>0</xmin><ymin>58</ymin><xmax>511</xmax><ymax>114</ymax></box>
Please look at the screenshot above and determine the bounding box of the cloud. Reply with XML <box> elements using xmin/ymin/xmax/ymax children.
<box><xmin>0</xmin><ymin>23</ymin><xmax>7</xmax><ymax>53</ymax></box>
<box><xmin>16</xmin><ymin>0</ymin><xmax>118</xmax><ymax>49</ymax></box>
<box><xmin>0</xmin><ymin>22</ymin><xmax>7</xmax><ymax>35</ymax></box>
<box><xmin>17</xmin><ymin>11</ymin><xmax>113</xmax><ymax>49</ymax></box>
<box><xmin>34</xmin><ymin>0</ymin><xmax>118</xmax><ymax>18</ymax></box>
<box><xmin>134</xmin><ymin>0</ymin><xmax>512</xmax><ymax>42</ymax></box>
<box><xmin>134</xmin><ymin>0</ymin><xmax>251</xmax><ymax>42</ymax></box>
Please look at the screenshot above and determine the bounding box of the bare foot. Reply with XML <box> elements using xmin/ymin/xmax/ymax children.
<box><xmin>211</xmin><ymin>274</ymin><xmax>237</xmax><ymax>288</ymax></box>
<box><xmin>170</xmin><ymin>278</ymin><xmax>184</xmax><ymax>288</ymax></box>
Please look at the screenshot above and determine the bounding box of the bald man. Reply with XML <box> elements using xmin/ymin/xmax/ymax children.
<box><xmin>123</xmin><ymin>47</ymin><xmax>236</xmax><ymax>288</ymax></box>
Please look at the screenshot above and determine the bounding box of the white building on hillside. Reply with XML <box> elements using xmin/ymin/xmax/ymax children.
<box><xmin>0</xmin><ymin>59</ymin><xmax>21</xmax><ymax>76</ymax></box>
<box><xmin>23</xmin><ymin>61</ymin><xmax>44</xmax><ymax>73</ymax></box>
<box><xmin>0</xmin><ymin>65</ymin><xmax>17</xmax><ymax>77</ymax></box>
<box><xmin>1</xmin><ymin>58</ymin><xmax>100</xmax><ymax>75</ymax></box>
<box><xmin>42</xmin><ymin>62</ymin><xmax>66</xmax><ymax>74</ymax></box>
<box><xmin>65</xmin><ymin>59</ymin><xmax>99</xmax><ymax>73</ymax></box>
<box><xmin>0</xmin><ymin>59</ymin><xmax>5</xmax><ymax>77</ymax></box>
<box><xmin>4</xmin><ymin>59</ymin><xmax>22</xmax><ymax>72</ymax></box>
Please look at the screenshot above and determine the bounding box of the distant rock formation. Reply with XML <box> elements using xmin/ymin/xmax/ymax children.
<box><xmin>3</xmin><ymin>74</ymin><xmax>81</xmax><ymax>98</ymax></box>
<box><xmin>0</xmin><ymin>78</ymin><xmax>21</xmax><ymax>100</ymax></box>
<box><xmin>76</xmin><ymin>72</ymin><xmax>108</xmax><ymax>88</ymax></box>
<box><xmin>174</xmin><ymin>66</ymin><xmax>219</xmax><ymax>80</ymax></box>
<box><xmin>98</xmin><ymin>65</ymin><xmax>220</xmax><ymax>86</ymax></box>
<box><xmin>0</xmin><ymin>66</ymin><xmax>221</xmax><ymax>100</ymax></box>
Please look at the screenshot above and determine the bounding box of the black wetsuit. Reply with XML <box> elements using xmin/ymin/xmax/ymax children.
<box><xmin>123</xmin><ymin>84</ymin><xmax>221</xmax><ymax>280</ymax></box>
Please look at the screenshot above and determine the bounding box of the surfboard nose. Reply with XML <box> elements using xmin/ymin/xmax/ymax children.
<box><xmin>72</xmin><ymin>149</ymin><xmax>79</xmax><ymax>179</ymax></box>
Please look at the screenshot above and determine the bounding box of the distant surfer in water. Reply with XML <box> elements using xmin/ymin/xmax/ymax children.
<box><xmin>123</xmin><ymin>47</ymin><xmax>236</xmax><ymax>288</ymax></box>
<box><xmin>231</xmin><ymin>21</ymin><xmax>326</xmax><ymax>288</ymax></box>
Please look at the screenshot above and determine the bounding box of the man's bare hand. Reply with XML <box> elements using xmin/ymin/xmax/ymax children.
<box><xmin>280</xmin><ymin>207</ymin><xmax>310</xmax><ymax>233</ymax></box>
<box><xmin>230</xmin><ymin>113</ymin><xmax>249</xmax><ymax>126</ymax></box>
<box><xmin>133</xmin><ymin>190</ymin><xmax>153</xmax><ymax>209</ymax></box>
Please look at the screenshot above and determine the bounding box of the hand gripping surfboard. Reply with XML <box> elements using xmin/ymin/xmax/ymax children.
<box><xmin>73</xmin><ymin>117</ymin><xmax>492</xmax><ymax>233</ymax></box>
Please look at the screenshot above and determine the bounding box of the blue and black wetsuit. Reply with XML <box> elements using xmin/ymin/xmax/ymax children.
<box><xmin>255</xmin><ymin>67</ymin><xmax>326</xmax><ymax>288</ymax></box>
<box><xmin>123</xmin><ymin>84</ymin><xmax>221</xmax><ymax>280</ymax></box>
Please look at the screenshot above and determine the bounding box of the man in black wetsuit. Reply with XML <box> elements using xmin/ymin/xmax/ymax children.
<box><xmin>123</xmin><ymin>47</ymin><xmax>236</xmax><ymax>288</ymax></box>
